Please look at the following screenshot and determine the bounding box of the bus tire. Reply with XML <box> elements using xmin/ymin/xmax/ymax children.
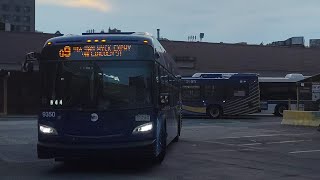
<box><xmin>173</xmin><ymin>117</ymin><xmax>181</xmax><ymax>142</ymax></box>
<box><xmin>275</xmin><ymin>104</ymin><xmax>288</xmax><ymax>117</ymax></box>
<box><xmin>315</xmin><ymin>100</ymin><xmax>320</xmax><ymax>111</ymax></box>
<box><xmin>154</xmin><ymin>123</ymin><xmax>167</xmax><ymax>164</ymax></box>
<box><xmin>207</xmin><ymin>105</ymin><xmax>222</xmax><ymax>119</ymax></box>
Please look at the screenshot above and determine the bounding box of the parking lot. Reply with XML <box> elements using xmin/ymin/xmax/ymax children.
<box><xmin>1</xmin><ymin>115</ymin><xmax>320</xmax><ymax>179</ymax></box>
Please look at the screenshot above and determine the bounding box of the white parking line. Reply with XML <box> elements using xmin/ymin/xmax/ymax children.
<box><xmin>239</xmin><ymin>140</ymin><xmax>312</xmax><ymax>146</ymax></box>
<box><xmin>203</xmin><ymin>141</ymin><xmax>264</xmax><ymax>150</ymax></box>
<box><xmin>240</xmin><ymin>143</ymin><xmax>263</xmax><ymax>146</ymax></box>
<box><xmin>220</xmin><ymin>133</ymin><xmax>315</xmax><ymax>139</ymax></box>
<box><xmin>184</xmin><ymin>125</ymin><xmax>221</xmax><ymax>129</ymax></box>
<box><xmin>267</xmin><ymin>140</ymin><xmax>312</xmax><ymax>145</ymax></box>
<box><xmin>289</xmin><ymin>150</ymin><xmax>320</xmax><ymax>154</ymax></box>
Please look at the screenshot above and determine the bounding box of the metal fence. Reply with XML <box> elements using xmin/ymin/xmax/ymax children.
<box><xmin>0</xmin><ymin>71</ymin><xmax>40</xmax><ymax>115</ymax></box>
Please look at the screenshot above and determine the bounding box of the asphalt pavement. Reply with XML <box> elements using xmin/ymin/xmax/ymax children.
<box><xmin>0</xmin><ymin>115</ymin><xmax>320</xmax><ymax>180</ymax></box>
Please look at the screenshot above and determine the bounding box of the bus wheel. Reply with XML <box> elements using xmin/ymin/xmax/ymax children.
<box><xmin>173</xmin><ymin>118</ymin><xmax>181</xmax><ymax>142</ymax></box>
<box><xmin>154</xmin><ymin>124</ymin><xmax>167</xmax><ymax>164</ymax></box>
<box><xmin>315</xmin><ymin>100</ymin><xmax>320</xmax><ymax>111</ymax></box>
<box><xmin>207</xmin><ymin>105</ymin><xmax>222</xmax><ymax>119</ymax></box>
<box><xmin>275</xmin><ymin>104</ymin><xmax>288</xmax><ymax>117</ymax></box>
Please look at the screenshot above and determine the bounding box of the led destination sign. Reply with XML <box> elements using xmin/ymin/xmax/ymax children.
<box><xmin>41</xmin><ymin>44</ymin><xmax>154</xmax><ymax>60</ymax></box>
<box><xmin>59</xmin><ymin>45</ymin><xmax>133</xmax><ymax>58</ymax></box>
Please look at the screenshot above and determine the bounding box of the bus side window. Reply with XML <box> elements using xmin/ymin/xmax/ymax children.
<box><xmin>182</xmin><ymin>85</ymin><xmax>201</xmax><ymax>101</ymax></box>
<box><xmin>160</xmin><ymin>66</ymin><xmax>169</xmax><ymax>93</ymax></box>
<box><xmin>204</xmin><ymin>85</ymin><xmax>215</xmax><ymax>98</ymax></box>
<box><xmin>168</xmin><ymin>74</ymin><xmax>174</xmax><ymax>107</ymax></box>
<box><xmin>234</xmin><ymin>81</ymin><xmax>248</xmax><ymax>97</ymax></box>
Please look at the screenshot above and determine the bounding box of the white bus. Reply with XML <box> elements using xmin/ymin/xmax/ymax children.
<box><xmin>259</xmin><ymin>74</ymin><xmax>311</xmax><ymax>116</ymax></box>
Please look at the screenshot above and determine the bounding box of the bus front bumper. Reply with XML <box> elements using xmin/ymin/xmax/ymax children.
<box><xmin>37</xmin><ymin>140</ymin><xmax>156</xmax><ymax>159</ymax></box>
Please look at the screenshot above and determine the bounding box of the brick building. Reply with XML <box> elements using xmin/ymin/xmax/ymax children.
<box><xmin>161</xmin><ymin>40</ymin><xmax>320</xmax><ymax>77</ymax></box>
<box><xmin>0</xmin><ymin>31</ymin><xmax>56</xmax><ymax>115</ymax></box>
<box><xmin>0</xmin><ymin>0</ymin><xmax>35</xmax><ymax>32</ymax></box>
<box><xmin>0</xmin><ymin>31</ymin><xmax>56</xmax><ymax>70</ymax></box>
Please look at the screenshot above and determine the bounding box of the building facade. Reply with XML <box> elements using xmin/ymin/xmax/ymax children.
<box><xmin>160</xmin><ymin>40</ymin><xmax>320</xmax><ymax>77</ymax></box>
<box><xmin>0</xmin><ymin>31</ymin><xmax>56</xmax><ymax>70</ymax></box>
<box><xmin>0</xmin><ymin>0</ymin><xmax>35</xmax><ymax>32</ymax></box>
<box><xmin>0</xmin><ymin>31</ymin><xmax>56</xmax><ymax>116</ymax></box>
<box><xmin>1</xmin><ymin>32</ymin><xmax>320</xmax><ymax>115</ymax></box>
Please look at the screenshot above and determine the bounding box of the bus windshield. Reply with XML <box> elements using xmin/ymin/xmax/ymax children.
<box><xmin>40</xmin><ymin>61</ymin><xmax>153</xmax><ymax>110</ymax></box>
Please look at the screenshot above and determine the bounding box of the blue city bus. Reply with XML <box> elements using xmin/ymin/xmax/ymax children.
<box><xmin>182</xmin><ymin>73</ymin><xmax>260</xmax><ymax>118</ymax></box>
<box><xmin>258</xmin><ymin>74</ymin><xmax>315</xmax><ymax>116</ymax></box>
<box><xmin>36</xmin><ymin>32</ymin><xmax>181</xmax><ymax>163</ymax></box>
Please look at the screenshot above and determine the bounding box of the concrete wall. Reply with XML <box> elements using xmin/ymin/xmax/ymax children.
<box><xmin>161</xmin><ymin>41</ymin><xmax>320</xmax><ymax>77</ymax></box>
<box><xmin>0</xmin><ymin>32</ymin><xmax>319</xmax><ymax>77</ymax></box>
<box><xmin>0</xmin><ymin>31</ymin><xmax>56</xmax><ymax>70</ymax></box>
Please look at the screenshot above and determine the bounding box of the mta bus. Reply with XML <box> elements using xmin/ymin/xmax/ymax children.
<box><xmin>181</xmin><ymin>73</ymin><xmax>260</xmax><ymax>118</ymax></box>
<box><xmin>259</xmin><ymin>74</ymin><xmax>314</xmax><ymax>116</ymax></box>
<box><xmin>36</xmin><ymin>32</ymin><xmax>182</xmax><ymax>163</ymax></box>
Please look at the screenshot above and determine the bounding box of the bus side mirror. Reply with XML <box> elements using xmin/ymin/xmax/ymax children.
<box><xmin>155</xmin><ymin>52</ymin><xmax>160</xmax><ymax>59</ymax></box>
<box><xmin>160</xmin><ymin>93</ymin><xmax>170</xmax><ymax>106</ymax></box>
<box><xmin>23</xmin><ymin>52</ymin><xmax>40</xmax><ymax>72</ymax></box>
<box><xmin>26</xmin><ymin>52</ymin><xmax>40</xmax><ymax>61</ymax></box>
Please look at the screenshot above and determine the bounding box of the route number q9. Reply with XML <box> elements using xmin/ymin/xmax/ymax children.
<box><xmin>59</xmin><ymin>46</ymin><xmax>71</xmax><ymax>58</ymax></box>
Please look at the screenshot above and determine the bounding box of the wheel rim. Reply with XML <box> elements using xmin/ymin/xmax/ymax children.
<box><xmin>210</xmin><ymin>108</ymin><xmax>220</xmax><ymax>118</ymax></box>
<box><xmin>159</xmin><ymin>127</ymin><xmax>166</xmax><ymax>154</ymax></box>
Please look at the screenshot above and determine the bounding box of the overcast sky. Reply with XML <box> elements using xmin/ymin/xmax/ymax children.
<box><xmin>36</xmin><ymin>0</ymin><xmax>320</xmax><ymax>44</ymax></box>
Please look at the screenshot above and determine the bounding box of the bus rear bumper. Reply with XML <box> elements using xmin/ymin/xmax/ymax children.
<box><xmin>37</xmin><ymin>140</ymin><xmax>156</xmax><ymax>159</ymax></box>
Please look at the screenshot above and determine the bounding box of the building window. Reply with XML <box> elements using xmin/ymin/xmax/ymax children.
<box><xmin>22</xmin><ymin>26</ymin><xmax>30</xmax><ymax>31</ymax></box>
<box><xmin>2</xmin><ymin>15</ymin><xmax>10</xmax><ymax>22</ymax></box>
<box><xmin>15</xmin><ymin>6</ymin><xmax>21</xmax><ymax>12</ymax></box>
<box><xmin>0</xmin><ymin>22</ymin><xmax>4</xmax><ymax>30</ymax></box>
<box><xmin>15</xmin><ymin>25</ymin><xmax>21</xmax><ymax>31</ymax></box>
<box><xmin>1</xmin><ymin>4</ymin><xmax>10</xmax><ymax>11</ymax></box>
<box><xmin>22</xmin><ymin>16</ymin><xmax>30</xmax><ymax>23</ymax></box>
<box><xmin>24</xmin><ymin>6</ymin><xmax>31</xmax><ymax>13</ymax></box>
<box><xmin>13</xmin><ymin>16</ymin><xmax>20</xmax><ymax>22</ymax></box>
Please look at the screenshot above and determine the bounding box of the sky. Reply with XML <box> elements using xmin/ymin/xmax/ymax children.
<box><xmin>36</xmin><ymin>0</ymin><xmax>320</xmax><ymax>45</ymax></box>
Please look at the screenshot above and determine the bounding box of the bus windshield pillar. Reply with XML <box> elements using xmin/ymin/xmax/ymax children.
<box><xmin>1</xmin><ymin>75</ymin><xmax>8</xmax><ymax>116</ymax></box>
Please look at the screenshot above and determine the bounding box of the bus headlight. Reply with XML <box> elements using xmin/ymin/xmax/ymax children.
<box><xmin>39</xmin><ymin>125</ymin><xmax>58</xmax><ymax>135</ymax></box>
<box><xmin>132</xmin><ymin>122</ymin><xmax>153</xmax><ymax>134</ymax></box>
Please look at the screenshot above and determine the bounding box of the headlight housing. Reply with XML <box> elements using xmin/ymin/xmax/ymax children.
<box><xmin>132</xmin><ymin>122</ymin><xmax>153</xmax><ymax>134</ymax></box>
<box><xmin>39</xmin><ymin>125</ymin><xmax>58</xmax><ymax>135</ymax></box>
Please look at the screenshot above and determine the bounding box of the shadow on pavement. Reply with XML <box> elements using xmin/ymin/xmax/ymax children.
<box><xmin>183</xmin><ymin>115</ymin><xmax>261</xmax><ymax>120</ymax></box>
<box><xmin>45</xmin><ymin>145</ymin><xmax>178</xmax><ymax>175</ymax></box>
<box><xmin>47</xmin><ymin>157</ymin><xmax>156</xmax><ymax>175</ymax></box>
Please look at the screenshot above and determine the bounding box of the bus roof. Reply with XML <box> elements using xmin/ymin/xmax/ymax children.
<box><xmin>44</xmin><ymin>32</ymin><xmax>155</xmax><ymax>47</ymax></box>
<box><xmin>258</xmin><ymin>74</ymin><xmax>310</xmax><ymax>83</ymax></box>
<box><xmin>42</xmin><ymin>32</ymin><xmax>180</xmax><ymax>76</ymax></box>
<box><xmin>191</xmin><ymin>73</ymin><xmax>258</xmax><ymax>79</ymax></box>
